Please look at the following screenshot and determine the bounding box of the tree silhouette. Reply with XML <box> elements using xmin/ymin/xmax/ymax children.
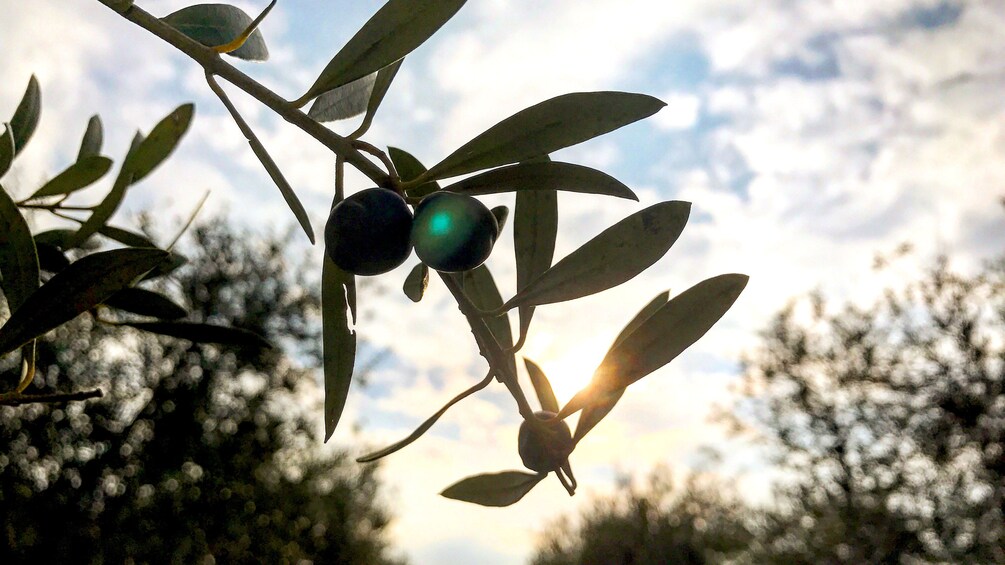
<box><xmin>728</xmin><ymin>257</ymin><xmax>1005</xmax><ymax>563</ymax></box>
<box><xmin>0</xmin><ymin>219</ymin><xmax>405</xmax><ymax>564</ymax></box>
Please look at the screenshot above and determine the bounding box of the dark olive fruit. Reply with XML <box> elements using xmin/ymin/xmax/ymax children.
<box><xmin>518</xmin><ymin>411</ymin><xmax>574</xmax><ymax>473</ymax></box>
<box><xmin>411</xmin><ymin>191</ymin><xmax>499</xmax><ymax>272</ymax></box>
<box><xmin>325</xmin><ymin>187</ymin><xmax>413</xmax><ymax>276</ymax></box>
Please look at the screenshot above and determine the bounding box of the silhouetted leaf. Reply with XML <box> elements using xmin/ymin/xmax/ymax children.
<box><xmin>162</xmin><ymin>3</ymin><xmax>269</xmax><ymax>61</ymax></box>
<box><xmin>0</xmin><ymin>248</ymin><xmax>168</xmax><ymax>356</ymax></box>
<box><xmin>353</xmin><ymin>58</ymin><xmax>404</xmax><ymax>136</ymax></box>
<box><xmin>34</xmin><ymin>242</ymin><xmax>70</xmax><ymax>273</ymax></box>
<box><xmin>573</xmin><ymin>290</ymin><xmax>669</xmax><ymax>442</ymax></box>
<box><xmin>99</xmin><ymin>225</ymin><xmax>157</xmax><ymax>248</ymax></box>
<box><xmin>25</xmin><ymin>156</ymin><xmax>113</xmax><ymax>200</ymax></box>
<box><xmin>322</xmin><ymin>256</ymin><xmax>356</xmax><ymax>441</ymax></box>
<box><xmin>425</xmin><ymin>92</ymin><xmax>666</xmax><ymax>181</ymax></box>
<box><xmin>124</xmin><ymin>321</ymin><xmax>271</xmax><ymax>349</ymax></box>
<box><xmin>0</xmin><ymin>124</ymin><xmax>13</xmax><ymax>178</ymax></box>
<box><xmin>524</xmin><ymin>358</ymin><xmax>559</xmax><ymax>413</ymax></box>
<box><xmin>560</xmin><ymin>274</ymin><xmax>748</xmax><ymax>419</ymax></box>
<box><xmin>104</xmin><ymin>288</ymin><xmax>187</xmax><ymax>319</ymax></box>
<box><xmin>462</xmin><ymin>266</ymin><xmax>515</xmax><ymax>378</ymax></box>
<box><xmin>33</xmin><ymin>229</ymin><xmax>77</xmax><ymax>250</ymax></box>
<box><xmin>127</xmin><ymin>103</ymin><xmax>194</xmax><ymax>184</ymax></box>
<box><xmin>308</xmin><ymin>72</ymin><xmax>377</xmax><ymax>122</ymax></box>
<box><xmin>403</xmin><ymin>262</ymin><xmax>428</xmax><ymax>303</ymax></box>
<box><xmin>514</xmin><ymin>181</ymin><xmax>557</xmax><ymax>344</ymax></box>
<box><xmin>389</xmin><ymin>146</ymin><xmax>439</xmax><ymax>198</ymax></box>
<box><xmin>244</xmin><ymin>121</ymin><xmax>315</xmax><ymax>244</ymax></box>
<box><xmin>9</xmin><ymin>75</ymin><xmax>40</xmax><ymax>155</ymax></box>
<box><xmin>440</xmin><ymin>471</ymin><xmax>545</xmax><ymax>507</ymax></box>
<box><xmin>299</xmin><ymin>0</ymin><xmax>466</xmax><ymax>103</ymax></box>
<box><xmin>141</xmin><ymin>252</ymin><xmax>187</xmax><ymax>281</ymax></box>
<box><xmin>0</xmin><ymin>183</ymin><xmax>39</xmax><ymax>313</ymax></box>
<box><xmin>503</xmin><ymin>201</ymin><xmax>690</xmax><ymax>310</ymax></box>
<box><xmin>490</xmin><ymin>206</ymin><xmax>509</xmax><ymax>231</ymax></box>
<box><xmin>445</xmin><ymin>161</ymin><xmax>637</xmax><ymax>200</ymax></box>
<box><xmin>77</xmin><ymin>114</ymin><xmax>103</xmax><ymax>160</ymax></box>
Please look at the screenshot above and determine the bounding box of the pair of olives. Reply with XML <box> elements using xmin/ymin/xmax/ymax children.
<box><xmin>324</xmin><ymin>188</ymin><xmax>499</xmax><ymax>275</ymax></box>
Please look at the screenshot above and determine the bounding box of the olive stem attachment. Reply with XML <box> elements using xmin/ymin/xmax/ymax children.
<box><xmin>350</xmin><ymin>139</ymin><xmax>400</xmax><ymax>189</ymax></box>
<box><xmin>356</xmin><ymin>369</ymin><xmax>495</xmax><ymax>463</ymax></box>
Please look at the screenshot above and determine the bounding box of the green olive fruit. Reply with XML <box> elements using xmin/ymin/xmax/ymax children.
<box><xmin>518</xmin><ymin>411</ymin><xmax>574</xmax><ymax>473</ymax></box>
<box><xmin>411</xmin><ymin>191</ymin><xmax>499</xmax><ymax>272</ymax></box>
<box><xmin>325</xmin><ymin>187</ymin><xmax>413</xmax><ymax>276</ymax></box>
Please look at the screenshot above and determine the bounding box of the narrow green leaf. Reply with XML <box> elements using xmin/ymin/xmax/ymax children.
<box><xmin>162</xmin><ymin>3</ymin><xmax>270</xmax><ymax>61</ymax></box>
<box><xmin>461</xmin><ymin>266</ymin><xmax>516</xmax><ymax>379</ymax></box>
<box><xmin>0</xmin><ymin>248</ymin><xmax>168</xmax><ymax>356</ymax></box>
<box><xmin>425</xmin><ymin>92</ymin><xmax>666</xmax><ymax>181</ymax></box>
<box><xmin>560</xmin><ymin>274</ymin><xmax>749</xmax><ymax>420</ymax></box>
<box><xmin>25</xmin><ymin>156</ymin><xmax>113</xmax><ymax>200</ymax></box>
<box><xmin>524</xmin><ymin>358</ymin><xmax>559</xmax><ymax>413</ymax></box>
<box><xmin>141</xmin><ymin>252</ymin><xmax>188</xmax><ymax>281</ymax></box>
<box><xmin>33</xmin><ymin>229</ymin><xmax>78</xmax><ymax>250</ymax></box>
<box><xmin>440</xmin><ymin>471</ymin><xmax>545</xmax><ymax>507</ymax></box>
<box><xmin>308</xmin><ymin>73</ymin><xmax>377</xmax><ymax>123</ymax></box>
<box><xmin>127</xmin><ymin>103</ymin><xmax>194</xmax><ymax>184</ymax></box>
<box><xmin>10</xmin><ymin>75</ymin><xmax>40</xmax><ymax>155</ymax></box>
<box><xmin>503</xmin><ymin>201</ymin><xmax>690</xmax><ymax>311</ymax></box>
<box><xmin>246</xmin><ymin>132</ymin><xmax>315</xmax><ymax>244</ymax></box>
<box><xmin>389</xmin><ymin>146</ymin><xmax>439</xmax><ymax>198</ymax></box>
<box><xmin>34</xmin><ymin>242</ymin><xmax>70</xmax><ymax>273</ymax></box>
<box><xmin>322</xmin><ymin>255</ymin><xmax>357</xmax><ymax>441</ymax></box>
<box><xmin>0</xmin><ymin>183</ymin><xmax>40</xmax><ymax>312</ymax></box>
<box><xmin>0</xmin><ymin>124</ymin><xmax>14</xmax><ymax>178</ymax></box>
<box><xmin>352</xmin><ymin>58</ymin><xmax>404</xmax><ymax>137</ymax></box>
<box><xmin>103</xmin><ymin>288</ymin><xmax>187</xmax><ymax>319</ymax></box>
<box><xmin>298</xmin><ymin>0</ymin><xmax>466</xmax><ymax>103</ymax></box>
<box><xmin>402</xmin><ymin>262</ymin><xmax>429</xmax><ymax>303</ymax></box>
<box><xmin>99</xmin><ymin>225</ymin><xmax>157</xmax><ymax>248</ymax></box>
<box><xmin>490</xmin><ymin>206</ymin><xmax>509</xmax><ymax>232</ymax></box>
<box><xmin>573</xmin><ymin>290</ymin><xmax>669</xmax><ymax>442</ymax></box>
<box><xmin>444</xmin><ymin>161</ymin><xmax>637</xmax><ymax>200</ymax></box>
<box><xmin>123</xmin><ymin>321</ymin><xmax>271</xmax><ymax>349</ymax></box>
<box><xmin>514</xmin><ymin>183</ymin><xmax>557</xmax><ymax>344</ymax></box>
<box><xmin>77</xmin><ymin>114</ymin><xmax>103</xmax><ymax>160</ymax></box>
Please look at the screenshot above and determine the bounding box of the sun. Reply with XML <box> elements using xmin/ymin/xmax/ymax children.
<box><xmin>524</xmin><ymin>333</ymin><xmax>612</xmax><ymax>408</ymax></box>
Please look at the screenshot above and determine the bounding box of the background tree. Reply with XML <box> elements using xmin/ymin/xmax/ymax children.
<box><xmin>0</xmin><ymin>219</ymin><xmax>405</xmax><ymax>564</ymax></box>
<box><xmin>530</xmin><ymin>467</ymin><xmax>753</xmax><ymax>565</ymax></box>
<box><xmin>726</xmin><ymin>256</ymin><xmax>1005</xmax><ymax>563</ymax></box>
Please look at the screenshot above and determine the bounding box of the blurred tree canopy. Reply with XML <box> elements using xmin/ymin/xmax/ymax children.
<box><xmin>532</xmin><ymin>255</ymin><xmax>1004</xmax><ymax>564</ymax></box>
<box><xmin>0</xmin><ymin>219</ymin><xmax>405</xmax><ymax>564</ymax></box>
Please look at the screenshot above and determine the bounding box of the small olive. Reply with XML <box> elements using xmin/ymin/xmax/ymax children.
<box><xmin>518</xmin><ymin>411</ymin><xmax>574</xmax><ymax>473</ymax></box>
<box><xmin>325</xmin><ymin>187</ymin><xmax>413</xmax><ymax>276</ymax></box>
<box><xmin>411</xmin><ymin>192</ymin><xmax>499</xmax><ymax>272</ymax></box>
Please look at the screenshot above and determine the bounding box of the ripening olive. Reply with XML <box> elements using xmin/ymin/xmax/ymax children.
<box><xmin>518</xmin><ymin>411</ymin><xmax>574</xmax><ymax>473</ymax></box>
<box><xmin>411</xmin><ymin>192</ymin><xmax>499</xmax><ymax>272</ymax></box>
<box><xmin>325</xmin><ymin>187</ymin><xmax>413</xmax><ymax>276</ymax></box>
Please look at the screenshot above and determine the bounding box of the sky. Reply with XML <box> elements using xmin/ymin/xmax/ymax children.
<box><xmin>3</xmin><ymin>0</ymin><xmax>1005</xmax><ymax>563</ymax></box>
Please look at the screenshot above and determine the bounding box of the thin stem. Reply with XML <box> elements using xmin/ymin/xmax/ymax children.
<box><xmin>0</xmin><ymin>388</ymin><xmax>104</xmax><ymax>407</ymax></box>
<box><xmin>167</xmin><ymin>189</ymin><xmax>210</xmax><ymax>251</ymax></box>
<box><xmin>95</xmin><ymin>0</ymin><xmax>390</xmax><ymax>187</ymax></box>
<box><xmin>18</xmin><ymin>203</ymin><xmax>94</xmax><ymax>211</ymax></box>
<box><xmin>351</xmin><ymin>139</ymin><xmax>399</xmax><ymax>188</ymax></box>
<box><xmin>356</xmin><ymin>369</ymin><xmax>495</xmax><ymax>463</ymax></box>
<box><xmin>51</xmin><ymin>210</ymin><xmax>86</xmax><ymax>224</ymax></box>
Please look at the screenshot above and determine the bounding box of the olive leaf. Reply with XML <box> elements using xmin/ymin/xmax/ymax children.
<box><xmin>514</xmin><ymin>181</ymin><xmax>557</xmax><ymax>347</ymax></box>
<box><xmin>440</xmin><ymin>470</ymin><xmax>546</xmax><ymax>507</ymax></box>
<box><xmin>389</xmin><ymin>146</ymin><xmax>439</xmax><ymax>198</ymax></box>
<box><xmin>461</xmin><ymin>266</ymin><xmax>516</xmax><ymax>380</ymax></box>
<box><xmin>524</xmin><ymin>358</ymin><xmax>559</xmax><ymax>413</ymax></box>
<box><xmin>0</xmin><ymin>248</ymin><xmax>168</xmax><ymax>356</ymax></box>
<box><xmin>445</xmin><ymin>161</ymin><xmax>637</xmax><ymax>201</ymax></box>
<box><xmin>352</xmin><ymin>58</ymin><xmax>404</xmax><ymax>138</ymax></box>
<box><xmin>308</xmin><ymin>72</ymin><xmax>378</xmax><ymax>123</ymax></box>
<box><xmin>103</xmin><ymin>288</ymin><xmax>187</xmax><ymax>320</ymax></box>
<box><xmin>490</xmin><ymin>205</ymin><xmax>509</xmax><ymax>232</ymax></box>
<box><xmin>99</xmin><ymin>225</ymin><xmax>157</xmax><ymax>248</ymax></box>
<box><xmin>35</xmin><ymin>242</ymin><xmax>70</xmax><ymax>273</ymax></box>
<box><xmin>162</xmin><ymin>3</ymin><xmax>270</xmax><ymax>61</ymax></box>
<box><xmin>0</xmin><ymin>124</ymin><xmax>14</xmax><ymax>178</ymax></box>
<box><xmin>573</xmin><ymin>290</ymin><xmax>669</xmax><ymax>443</ymax></box>
<box><xmin>0</xmin><ymin>183</ymin><xmax>40</xmax><ymax>314</ymax></box>
<box><xmin>424</xmin><ymin>91</ymin><xmax>666</xmax><ymax>181</ymax></box>
<box><xmin>9</xmin><ymin>75</ymin><xmax>40</xmax><ymax>155</ymax></box>
<box><xmin>24</xmin><ymin>156</ymin><xmax>113</xmax><ymax>201</ymax></box>
<box><xmin>77</xmin><ymin>114</ymin><xmax>103</xmax><ymax>160</ymax></box>
<box><xmin>502</xmin><ymin>201</ymin><xmax>690</xmax><ymax>311</ymax></box>
<box><xmin>123</xmin><ymin>321</ymin><xmax>271</xmax><ymax>349</ymax></box>
<box><xmin>559</xmin><ymin>274</ymin><xmax>749</xmax><ymax>419</ymax></box>
<box><xmin>402</xmin><ymin>262</ymin><xmax>429</xmax><ymax>303</ymax></box>
<box><xmin>140</xmin><ymin>252</ymin><xmax>188</xmax><ymax>281</ymax></box>
<box><xmin>297</xmin><ymin>0</ymin><xmax>466</xmax><ymax>105</ymax></box>
<box><xmin>322</xmin><ymin>255</ymin><xmax>357</xmax><ymax>442</ymax></box>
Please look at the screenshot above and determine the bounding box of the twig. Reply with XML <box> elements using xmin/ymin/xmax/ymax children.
<box><xmin>351</xmin><ymin>139</ymin><xmax>399</xmax><ymax>186</ymax></box>
<box><xmin>0</xmin><ymin>388</ymin><xmax>104</xmax><ymax>407</ymax></box>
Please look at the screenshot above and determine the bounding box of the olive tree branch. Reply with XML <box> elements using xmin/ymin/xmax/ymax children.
<box><xmin>94</xmin><ymin>0</ymin><xmax>391</xmax><ymax>188</ymax></box>
<box><xmin>351</xmin><ymin>139</ymin><xmax>399</xmax><ymax>187</ymax></box>
<box><xmin>0</xmin><ymin>388</ymin><xmax>104</xmax><ymax>406</ymax></box>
